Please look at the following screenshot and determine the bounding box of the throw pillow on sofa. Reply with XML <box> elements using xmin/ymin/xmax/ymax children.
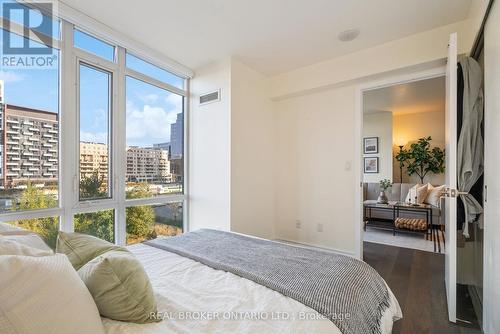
<box><xmin>425</xmin><ymin>184</ymin><xmax>446</xmax><ymax>207</ymax></box>
<box><xmin>405</xmin><ymin>184</ymin><xmax>429</xmax><ymax>204</ymax></box>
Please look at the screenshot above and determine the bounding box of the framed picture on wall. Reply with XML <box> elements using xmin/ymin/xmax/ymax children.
<box><xmin>364</xmin><ymin>157</ymin><xmax>379</xmax><ymax>173</ymax></box>
<box><xmin>363</xmin><ymin>137</ymin><xmax>379</xmax><ymax>154</ymax></box>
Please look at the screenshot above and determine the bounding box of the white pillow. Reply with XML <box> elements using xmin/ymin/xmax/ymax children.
<box><xmin>1</xmin><ymin>233</ymin><xmax>52</xmax><ymax>253</ymax></box>
<box><xmin>0</xmin><ymin>222</ymin><xmax>24</xmax><ymax>234</ymax></box>
<box><xmin>0</xmin><ymin>237</ymin><xmax>53</xmax><ymax>257</ymax></box>
<box><xmin>425</xmin><ymin>184</ymin><xmax>446</xmax><ymax>207</ymax></box>
<box><xmin>405</xmin><ymin>184</ymin><xmax>429</xmax><ymax>204</ymax></box>
<box><xmin>0</xmin><ymin>254</ymin><xmax>105</xmax><ymax>334</ymax></box>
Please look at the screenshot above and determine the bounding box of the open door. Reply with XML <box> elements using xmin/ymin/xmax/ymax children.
<box><xmin>444</xmin><ymin>32</ymin><xmax>457</xmax><ymax>323</ymax></box>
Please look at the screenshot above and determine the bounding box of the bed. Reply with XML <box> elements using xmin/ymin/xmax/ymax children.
<box><xmin>102</xmin><ymin>231</ymin><xmax>402</xmax><ymax>334</ymax></box>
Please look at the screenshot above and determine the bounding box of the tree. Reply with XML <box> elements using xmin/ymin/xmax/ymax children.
<box><xmin>11</xmin><ymin>183</ymin><xmax>59</xmax><ymax>249</ymax></box>
<box><xmin>125</xmin><ymin>183</ymin><xmax>155</xmax><ymax>243</ymax></box>
<box><xmin>74</xmin><ymin>173</ymin><xmax>114</xmax><ymax>242</ymax></box>
<box><xmin>74</xmin><ymin>210</ymin><xmax>114</xmax><ymax>243</ymax></box>
<box><xmin>79</xmin><ymin>172</ymin><xmax>106</xmax><ymax>200</ymax></box>
<box><xmin>395</xmin><ymin>137</ymin><xmax>445</xmax><ymax>183</ymax></box>
<box><xmin>10</xmin><ymin>177</ymin><xmax>158</xmax><ymax>247</ymax></box>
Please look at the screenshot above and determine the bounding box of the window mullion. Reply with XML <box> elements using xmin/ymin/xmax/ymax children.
<box><xmin>60</xmin><ymin>20</ymin><xmax>76</xmax><ymax>232</ymax></box>
<box><xmin>115</xmin><ymin>46</ymin><xmax>127</xmax><ymax>245</ymax></box>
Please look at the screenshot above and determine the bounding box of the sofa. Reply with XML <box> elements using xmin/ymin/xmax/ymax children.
<box><xmin>363</xmin><ymin>183</ymin><xmax>443</xmax><ymax>226</ymax></box>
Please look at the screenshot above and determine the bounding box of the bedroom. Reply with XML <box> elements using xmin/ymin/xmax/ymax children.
<box><xmin>0</xmin><ymin>0</ymin><xmax>499</xmax><ymax>333</ymax></box>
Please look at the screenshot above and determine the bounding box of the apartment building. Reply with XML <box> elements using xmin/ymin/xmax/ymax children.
<box><xmin>126</xmin><ymin>146</ymin><xmax>171</xmax><ymax>183</ymax></box>
<box><xmin>0</xmin><ymin>104</ymin><xmax>59</xmax><ymax>188</ymax></box>
<box><xmin>80</xmin><ymin>142</ymin><xmax>109</xmax><ymax>181</ymax></box>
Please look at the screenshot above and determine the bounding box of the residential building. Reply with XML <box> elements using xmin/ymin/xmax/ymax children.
<box><xmin>126</xmin><ymin>146</ymin><xmax>171</xmax><ymax>183</ymax></box>
<box><xmin>79</xmin><ymin>142</ymin><xmax>109</xmax><ymax>181</ymax></box>
<box><xmin>0</xmin><ymin>104</ymin><xmax>58</xmax><ymax>188</ymax></box>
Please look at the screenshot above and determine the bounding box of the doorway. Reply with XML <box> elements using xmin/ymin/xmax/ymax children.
<box><xmin>360</xmin><ymin>75</ymin><xmax>446</xmax><ymax>253</ymax></box>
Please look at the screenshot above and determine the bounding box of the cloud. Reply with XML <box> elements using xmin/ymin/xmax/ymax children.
<box><xmin>0</xmin><ymin>70</ymin><xmax>25</xmax><ymax>83</ymax></box>
<box><xmin>126</xmin><ymin>100</ymin><xmax>181</xmax><ymax>146</ymax></box>
<box><xmin>80</xmin><ymin>131</ymin><xmax>108</xmax><ymax>144</ymax></box>
<box><xmin>165</xmin><ymin>93</ymin><xmax>183</xmax><ymax>110</ymax></box>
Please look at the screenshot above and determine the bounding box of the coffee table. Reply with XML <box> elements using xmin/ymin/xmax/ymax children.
<box><xmin>363</xmin><ymin>200</ymin><xmax>440</xmax><ymax>252</ymax></box>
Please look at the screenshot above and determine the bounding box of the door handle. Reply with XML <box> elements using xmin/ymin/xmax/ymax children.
<box><xmin>443</xmin><ymin>188</ymin><xmax>468</xmax><ymax>198</ymax></box>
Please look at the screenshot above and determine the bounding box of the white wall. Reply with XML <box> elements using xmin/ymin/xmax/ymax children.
<box><xmin>189</xmin><ymin>59</ymin><xmax>275</xmax><ymax>239</ymax></box>
<box><xmin>230</xmin><ymin>60</ymin><xmax>275</xmax><ymax>239</ymax></box>
<box><xmin>190</xmin><ymin>17</ymin><xmax>480</xmax><ymax>256</ymax></box>
<box><xmin>483</xmin><ymin>1</ymin><xmax>500</xmax><ymax>332</ymax></box>
<box><xmin>270</xmin><ymin>20</ymin><xmax>477</xmax><ymax>255</ymax></box>
<box><xmin>274</xmin><ymin>85</ymin><xmax>356</xmax><ymax>254</ymax></box>
<box><xmin>189</xmin><ymin>60</ymin><xmax>232</xmax><ymax>232</ymax></box>
<box><xmin>393</xmin><ymin>110</ymin><xmax>445</xmax><ymax>185</ymax></box>
<box><xmin>362</xmin><ymin>112</ymin><xmax>393</xmax><ymax>183</ymax></box>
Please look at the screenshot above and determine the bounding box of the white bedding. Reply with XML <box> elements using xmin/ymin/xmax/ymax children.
<box><xmin>103</xmin><ymin>243</ymin><xmax>402</xmax><ymax>334</ymax></box>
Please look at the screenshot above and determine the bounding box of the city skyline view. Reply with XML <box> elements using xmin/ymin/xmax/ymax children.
<box><xmin>1</xmin><ymin>26</ymin><xmax>183</xmax><ymax>148</ymax></box>
<box><xmin>0</xmin><ymin>26</ymin><xmax>185</xmax><ymax>209</ymax></box>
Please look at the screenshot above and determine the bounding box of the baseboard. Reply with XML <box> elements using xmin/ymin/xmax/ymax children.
<box><xmin>274</xmin><ymin>238</ymin><xmax>356</xmax><ymax>257</ymax></box>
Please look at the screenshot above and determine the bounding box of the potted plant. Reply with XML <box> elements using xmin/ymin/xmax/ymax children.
<box><xmin>378</xmin><ymin>179</ymin><xmax>392</xmax><ymax>204</ymax></box>
<box><xmin>394</xmin><ymin>136</ymin><xmax>445</xmax><ymax>183</ymax></box>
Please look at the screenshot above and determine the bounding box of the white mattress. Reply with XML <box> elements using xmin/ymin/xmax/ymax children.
<box><xmin>103</xmin><ymin>243</ymin><xmax>402</xmax><ymax>334</ymax></box>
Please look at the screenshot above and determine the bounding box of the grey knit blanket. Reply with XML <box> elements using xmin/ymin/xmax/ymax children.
<box><xmin>145</xmin><ymin>229</ymin><xmax>390</xmax><ymax>334</ymax></box>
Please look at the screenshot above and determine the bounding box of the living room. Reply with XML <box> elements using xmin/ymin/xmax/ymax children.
<box><xmin>361</xmin><ymin>76</ymin><xmax>446</xmax><ymax>253</ymax></box>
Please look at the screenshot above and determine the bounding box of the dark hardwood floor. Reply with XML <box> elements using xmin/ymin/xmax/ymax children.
<box><xmin>363</xmin><ymin>242</ymin><xmax>480</xmax><ymax>334</ymax></box>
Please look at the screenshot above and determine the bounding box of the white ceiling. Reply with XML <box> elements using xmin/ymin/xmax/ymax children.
<box><xmin>60</xmin><ymin>0</ymin><xmax>473</xmax><ymax>75</ymax></box>
<box><xmin>363</xmin><ymin>76</ymin><xmax>445</xmax><ymax>115</ymax></box>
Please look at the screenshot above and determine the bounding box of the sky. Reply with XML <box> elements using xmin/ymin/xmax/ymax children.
<box><xmin>0</xmin><ymin>2</ymin><xmax>184</xmax><ymax>148</ymax></box>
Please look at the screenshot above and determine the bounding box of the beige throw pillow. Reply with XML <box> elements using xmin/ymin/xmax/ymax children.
<box><xmin>1</xmin><ymin>233</ymin><xmax>53</xmax><ymax>253</ymax></box>
<box><xmin>79</xmin><ymin>250</ymin><xmax>159</xmax><ymax>323</ymax></box>
<box><xmin>0</xmin><ymin>254</ymin><xmax>105</xmax><ymax>334</ymax></box>
<box><xmin>56</xmin><ymin>231</ymin><xmax>125</xmax><ymax>270</ymax></box>
<box><xmin>405</xmin><ymin>184</ymin><xmax>429</xmax><ymax>204</ymax></box>
<box><xmin>425</xmin><ymin>184</ymin><xmax>446</xmax><ymax>207</ymax></box>
<box><xmin>57</xmin><ymin>232</ymin><xmax>159</xmax><ymax>323</ymax></box>
<box><xmin>0</xmin><ymin>222</ymin><xmax>24</xmax><ymax>234</ymax></box>
<box><xmin>0</xmin><ymin>237</ymin><xmax>53</xmax><ymax>257</ymax></box>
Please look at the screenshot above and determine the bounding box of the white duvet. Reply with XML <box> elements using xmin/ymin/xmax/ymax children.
<box><xmin>103</xmin><ymin>243</ymin><xmax>402</xmax><ymax>334</ymax></box>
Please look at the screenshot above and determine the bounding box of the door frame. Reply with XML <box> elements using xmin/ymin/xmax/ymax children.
<box><xmin>353</xmin><ymin>65</ymin><xmax>446</xmax><ymax>260</ymax></box>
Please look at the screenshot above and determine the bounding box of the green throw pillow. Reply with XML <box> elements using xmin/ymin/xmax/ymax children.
<box><xmin>78</xmin><ymin>250</ymin><xmax>159</xmax><ymax>323</ymax></box>
<box><xmin>56</xmin><ymin>231</ymin><xmax>125</xmax><ymax>270</ymax></box>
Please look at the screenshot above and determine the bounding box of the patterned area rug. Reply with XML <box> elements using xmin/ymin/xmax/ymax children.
<box><xmin>363</xmin><ymin>228</ymin><xmax>444</xmax><ymax>253</ymax></box>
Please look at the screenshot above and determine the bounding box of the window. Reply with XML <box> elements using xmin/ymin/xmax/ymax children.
<box><xmin>0</xmin><ymin>4</ymin><xmax>188</xmax><ymax>245</ymax></box>
<box><xmin>78</xmin><ymin>64</ymin><xmax>112</xmax><ymax>201</ymax></box>
<box><xmin>125</xmin><ymin>76</ymin><xmax>184</xmax><ymax>198</ymax></box>
<box><xmin>126</xmin><ymin>52</ymin><xmax>184</xmax><ymax>89</ymax></box>
<box><xmin>1</xmin><ymin>217</ymin><xmax>59</xmax><ymax>249</ymax></box>
<box><xmin>126</xmin><ymin>202</ymin><xmax>183</xmax><ymax>245</ymax></box>
<box><xmin>74</xmin><ymin>29</ymin><xmax>115</xmax><ymax>62</ymax></box>
<box><xmin>74</xmin><ymin>209</ymin><xmax>115</xmax><ymax>243</ymax></box>
<box><xmin>0</xmin><ymin>29</ymin><xmax>60</xmax><ymax>214</ymax></box>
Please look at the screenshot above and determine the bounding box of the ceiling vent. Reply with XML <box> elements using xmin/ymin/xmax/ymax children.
<box><xmin>199</xmin><ymin>89</ymin><xmax>220</xmax><ymax>106</ymax></box>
